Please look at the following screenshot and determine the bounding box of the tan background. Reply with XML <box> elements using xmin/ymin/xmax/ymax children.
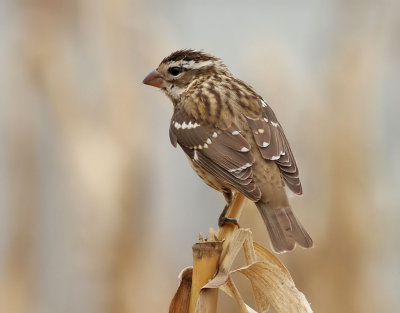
<box><xmin>0</xmin><ymin>0</ymin><xmax>399</xmax><ymax>312</ymax></box>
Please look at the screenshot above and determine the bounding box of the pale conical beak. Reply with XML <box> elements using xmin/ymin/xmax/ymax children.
<box><xmin>142</xmin><ymin>70</ymin><xmax>167</xmax><ymax>88</ymax></box>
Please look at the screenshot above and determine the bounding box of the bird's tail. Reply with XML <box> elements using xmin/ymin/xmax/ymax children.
<box><xmin>255</xmin><ymin>201</ymin><xmax>313</xmax><ymax>253</ymax></box>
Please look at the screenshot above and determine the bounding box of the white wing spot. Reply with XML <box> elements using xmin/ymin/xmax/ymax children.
<box><xmin>263</xmin><ymin>117</ymin><xmax>268</xmax><ymax>122</ymax></box>
<box><xmin>240</xmin><ymin>147</ymin><xmax>249</xmax><ymax>152</ymax></box>
<box><xmin>281</xmin><ymin>152</ymin><xmax>286</xmax><ymax>155</ymax></box>
<box><xmin>198</xmin><ymin>145</ymin><xmax>203</xmax><ymax>150</ymax></box>
<box><xmin>271</xmin><ymin>121</ymin><xmax>278</xmax><ymax>127</ymax></box>
<box><xmin>229</xmin><ymin>162</ymin><xmax>252</xmax><ymax>173</ymax></box>
<box><xmin>271</xmin><ymin>156</ymin><xmax>280</xmax><ymax>160</ymax></box>
<box><xmin>262</xmin><ymin>142</ymin><xmax>269</xmax><ymax>147</ymax></box>
<box><xmin>232</xmin><ymin>131</ymin><xmax>240</xmax><ymax>135</ymax></box>
<box><xmin>206</xmin><ymin>138</ymin><xmax>212</xmax><ymax>144</ymax></box>
<box><xmin>193</xmin><ymin>150</ymin><xmax>199</xmax><ymax>161</ymax></box>
<box><xmin>212</xmin><ymin>132</ymin><xmax>218</xmax><ymax>138</ymax></box>
<box><xmin>180</xmin><ymin>121</ymin><xmax>200</xmax><ymax>130</ymax></box>
<box><xmin>203</xmin><ymin>144</ymin><xmax>208</xmax><ymax>148</ymax></box>
<box><xmin>258</xmin><ymin>128</ymin><xmax>264</xmax><ymax>134</ymax></box>
<box><xmin>261</xmin><ymin>99</ymin><xmax>267</xmax><ymax>108</ymax></box>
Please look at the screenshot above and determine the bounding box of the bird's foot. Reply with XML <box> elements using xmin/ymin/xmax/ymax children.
<box><xmin>218</xmin><ymin>216</ymin><xmax>240</xmax><ymax>228</ymax></box>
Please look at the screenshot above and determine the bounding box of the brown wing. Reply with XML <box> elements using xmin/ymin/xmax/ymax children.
<box><xmin>246</xmin><ymin>98</ymin><xmax>302</xmax><ymax>195</ymax></box>
<box><xmin>170</xmin><ymin>109</ymin><xmax>261</xmax><ymax>201</ymax></box>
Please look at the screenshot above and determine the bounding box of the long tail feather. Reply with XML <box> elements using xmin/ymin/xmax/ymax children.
<box><xmin>256</xmin><ymin>202</ymin><xmax>313</xmax><ymax>253</ymax></box>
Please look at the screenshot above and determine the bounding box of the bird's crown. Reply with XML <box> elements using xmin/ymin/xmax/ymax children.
<box><xmin>159</xmin><ymin>49</ymin><xmax>228</xmax><ymax>73</ymax></box>
<box><xmin>161</xmin><ymin>49</ymin><xmax>219</xmax><ymax>64</ymax></box>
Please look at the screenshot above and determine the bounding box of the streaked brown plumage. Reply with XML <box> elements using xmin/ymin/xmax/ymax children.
<box><xmin>143</xmin><ymin>49</ymin><xmax>313</xmax><ymax>253</ymax></box>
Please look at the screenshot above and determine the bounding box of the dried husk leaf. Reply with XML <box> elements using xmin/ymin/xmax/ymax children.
<box><xmin>220</xmin><ymin>277</ymin><xmax>258</xmax><ymax>313</ymax></box>
<box><xmin>253</xmin><ymin>242</ymin><xmax>291</xmax><ymax>278</ymax></box>
<box><xmin>169</xmin><ymin>267</ymin><xmax>193</xmax><ymax>313</ymax></box>
<box><xmin>196</xmin><ymin>274</ymin><xmax>257</xmax><ymax>313</ymax></box>
<box><xmin>242</xmin><ymin>234</ymin><xmax>270</xmax><ymax>312</ymax></box>
<box><xmin>234</xmin><ymin>260</ymin><xmax>313</xmax><ymax>313</ymax></box>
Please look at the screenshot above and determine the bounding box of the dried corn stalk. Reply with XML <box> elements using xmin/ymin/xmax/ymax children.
<box><xmin>170</xmin><ymin>228</ymin><xmax>312</xmax><ymax>313</ymax></box>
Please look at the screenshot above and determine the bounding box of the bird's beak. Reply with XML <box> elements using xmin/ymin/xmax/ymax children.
<box><xmin>142</xmin><ymin>69</ymin><xmax>167</xmax><ymax>89</ymax></box>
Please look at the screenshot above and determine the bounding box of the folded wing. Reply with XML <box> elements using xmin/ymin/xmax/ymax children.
<box><xmin>170</xmin><ymin>109</ymin><xmax>261</xmax><ymax>201</ymax></box>
<box><xmin>246</xmin><ymin>99</ymin><xmax>302</xmax><ymax>195</ymax></box>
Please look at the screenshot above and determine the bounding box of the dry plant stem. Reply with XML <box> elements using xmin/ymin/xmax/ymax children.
<box><xmin>188</xmin><ymin>193</ymin><xmax>247</xmax><ymax>313</ymax></box>
<box><xmin>189</xmin><ymin>242</ymin><xmax>223</xmax><ymax>313</ymax></box>
<box><xmin>217</xmin><ymin>193</ymin><xmax>247</xmax><ymax>260</ymax></box>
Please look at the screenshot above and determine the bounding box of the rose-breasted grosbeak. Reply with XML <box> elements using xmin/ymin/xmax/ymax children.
<box><xmin>143</xmin><ymin>49</ymin><xmax>313</xmax><ymax>253</ymax></box>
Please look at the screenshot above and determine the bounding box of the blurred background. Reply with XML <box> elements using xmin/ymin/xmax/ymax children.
<box><xmin>1</xmin><ymin>0</ymin><xmax>399</xmax><ymax>312</ymax></box>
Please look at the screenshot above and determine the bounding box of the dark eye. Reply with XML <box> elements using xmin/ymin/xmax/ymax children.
<box><xmin>168</xmin><ymin>66</ymin><xmax>182</xmax><ymax>76</ymax></box>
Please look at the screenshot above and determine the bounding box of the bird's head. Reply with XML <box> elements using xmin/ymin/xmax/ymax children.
<box><xmin>143</xmin><ymin>49</ymin><xmax>229</xmax><ymax>103</ymax></box>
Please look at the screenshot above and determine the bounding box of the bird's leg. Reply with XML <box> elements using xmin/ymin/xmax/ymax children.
<box><xmin>218</xmin><ymin>191</ymin><xmax>240</xmax><ymax>228</ymax></box>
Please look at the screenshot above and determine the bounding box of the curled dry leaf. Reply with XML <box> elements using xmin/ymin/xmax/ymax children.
<box><xmin>233</xmin><ymin>261</ymin><xmax>312</xmax><ymax>313</ymax></box>
<box><xmin>252</xmin><ymin>242</ymin><xmax>291</xmax><ymax>278</ymax></box>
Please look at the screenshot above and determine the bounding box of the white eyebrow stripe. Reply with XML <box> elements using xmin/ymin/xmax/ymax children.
<box><xmin>167</xmin><ymin>61</ymin><xmax>182</xmax><ymax>68</ymax></box>
<box><xmin>181</xmin><ymin>60</ymin><xmax>214</xmax><ymax>69</ymax></box>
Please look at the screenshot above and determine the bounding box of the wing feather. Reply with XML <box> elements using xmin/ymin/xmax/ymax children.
<box><xmin>246</xmin><ymin>99</ymin><xmax>302</xmax><ymax>195</ymax></box>
<box><xmin>170</xmin><ymin>110</ymin><xmax>261</xmax><ymax>201</ymax></box>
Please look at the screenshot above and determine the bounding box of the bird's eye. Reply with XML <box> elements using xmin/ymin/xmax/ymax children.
<box><xmin>168</xmin><ymin>66</ymin><xmax>182</xmax><ymax>76</ymax></box>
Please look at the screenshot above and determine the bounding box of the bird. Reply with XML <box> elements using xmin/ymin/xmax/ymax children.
<box><xmin>143</xmin><ymin>49</ymin><xmax>313</xmax><ymax>253</ymax></box>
